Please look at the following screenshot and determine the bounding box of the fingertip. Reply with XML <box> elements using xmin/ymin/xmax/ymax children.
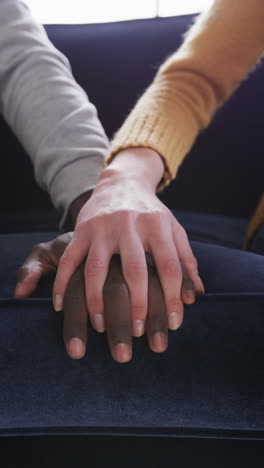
<box><xmin>92</xmin><ymin>313</ymin><xmax>105</xmax><ymax>333</ymax></box>
<box><xmin>14</xmin><ymin>282</ymin><xmax>29</xmax><ymax>298</ymax></box>
<box><xmin>113</xmin><ymin>343</ymin><xmax>132</xmax><ymax>363</ymax></box>
<box><xmin>197</xmin><ymin>275</ymin><xmax>205</xmax><ymax>294</ymax></box>
<box><xmin>53</xmin><ymin>294</ymin><xmax>63</xmax><ymax>312</ymax></box>
<box><xmin>168</xmin><ymin>312</ymin><xmax>183</xmax><ymax>330</ymax></box>
<box><xmin>182</xmin><ymin>290</ymin><xmax>196</xmax><ymax>304</ymax></box>
<box><xmin>150</xmin><ymin>332</ymin><xmax>168</xmax><ymax>353</ymax></box>
<box><xmin>183</xmin><ymin>299</ymin><xmax>195</xmax><ymax>305</ymax></box>
<box><xmin>16</xmin><ymin>268</ymin><xmax>43</xmax><ymax>298</ymax></box>
<box><xmin>132</xmin><ymin>319</ymin><xmax>145</xmax><ymax>337</ymax></box>
<box><xmin>196</xmin><ymin>290</ymin><xmax>205</xmax><ymax>297</ymax></box>
<box><xmin>67</xmin><ymin>338</ymin><xmax>86</xmax><ymax>359</ymax></box>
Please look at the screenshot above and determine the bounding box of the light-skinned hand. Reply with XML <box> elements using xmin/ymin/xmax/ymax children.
<box><xmin>52</xmin><ymin>148</ymin><xmax>205</xmax><ymax>339</ymax></box>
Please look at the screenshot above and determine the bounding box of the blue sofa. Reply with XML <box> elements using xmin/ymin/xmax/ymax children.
<box><xmin>0</xmin><ymin>14</ymin><xmax>263</xmax><ymax>464</ymax></box>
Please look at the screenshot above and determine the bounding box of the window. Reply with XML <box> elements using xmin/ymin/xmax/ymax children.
<box><xmin>23</xmin><ymin>0</ymin><xmax>214</xmax><ymax>24</ymax></box>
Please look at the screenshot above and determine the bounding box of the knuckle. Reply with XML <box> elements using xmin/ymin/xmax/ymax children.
<box><xmin>162</xmin><ymin>258</ymin><xmax>180</xmax><ymax>275</ymax></box>
<box><xmin>125</xmin><ymin>260</ymin><xmax>146</xmax><ymax>279</ymax></box>
<box><xmin>59</xmin><ymin>245</ymin><xmax>74</xmax><ymax>263</ymax></box>
<box><xmin>58</xmin><ymin>253</ymin><xmax>71</xmax><ymax>269</ymax></box>
<box><xmin>123</xmin><ymin>262</ymin><xmax>147</xmax><ymax>283</ymax></box>
<box><xmin>85</xmin><ymin>257</ymin><xmax>106</xmax><ymax>277</ymax></box>
<box><xmin>52</xmin><ymin>238</ymin><xmax>68</xmax><ymax>256</ymax></box>
<box><xmin>75</xmin><ymin>220</ymin><xmax>89</xmax><ymax>234</ymax></box>
<box><xmin>148</xmin><ymin>210</ymin><xmax>167</xmax><ymax>229</ymax></box>
<box><xmin>30</xmin><ymin>243</ymin><xmax>47</xmax><ymax>256</ymax></box>
<box><xmin>32</xmin><ymin>242</ymin><xmax>45</xmax><ymax>251</ymax></box>
<box><xmin>118</xmin><ymin>209</ymin><xmax>137</xmax><ymax>222</ymax></box>
<box><xmin>74</xmin><ymin>220</ymin><xmax>94</xmax><ymax>241</ymax></box>
<box><xmin>166</xmin><ymin>296</ymin><xmax>182</xmax><ymax>311</ymax></box>
<box><xmin>173</xmin><ymin>220</ymin><xmax>186</xmax><ymax>235</ymax></box>
<box><xmin>131</xmin><ymin>302</ymin><xmax>146</xmax><ymax>315</ymax></box>
<box><xmin>155</xmin><ymin>209</ymin><xmax>167</xmax><ymax>221</ymax></box>
<box><xmin>185</xmin><ymin>260</ymin><xmax>198</xmax><ymax>274</ymax></box>
<box><xmin>175</xmin><ymin>225</ymin><xmax>191</xmax><ymax>245</ymax></box>
<box><xmin>177</xmin><ymin>224</ymin><xmax>187</xmax><ymax>238</ymax></box>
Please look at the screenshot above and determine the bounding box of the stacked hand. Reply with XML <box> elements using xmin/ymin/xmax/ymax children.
<box><xmin>15</xmin><ymin>149</ymin><xmax>205</xmax><ymax>363</ymax></box>
<box><xmin>15</xmin><ymin>231</ymin><xmax>204</xmax><ymax>363</ymax></box>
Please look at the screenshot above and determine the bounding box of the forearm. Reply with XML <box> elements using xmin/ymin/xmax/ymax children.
<box><xmin>108</xmin><ymin>0</ymin><xmax>264</xmax><ymax>189</ymax></box>
<box><xmin>0</xmin><ymin>0</ymin><xmax>109</xmax><ymax>226</ymax></box>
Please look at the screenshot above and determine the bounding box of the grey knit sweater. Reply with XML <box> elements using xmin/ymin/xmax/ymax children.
<box><xmin>0</xmin><ymin>0</ymin><xmax>109</xmax><ymax>227</ymax></box>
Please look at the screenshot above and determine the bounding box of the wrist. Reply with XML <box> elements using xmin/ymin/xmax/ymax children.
<box><xmin>69</xmin><ymin>190</ymin><xmax>93</xmax><ymax>228</ymax></box>
<box><xmin>101</xmin><ymin>147</ymin><xmax>165</xmax><ymax>192</ymax></box>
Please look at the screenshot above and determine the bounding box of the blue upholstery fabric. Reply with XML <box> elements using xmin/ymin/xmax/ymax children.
<box><xmin>0</xmin><ymin>214</ymin><xmax>263</xmax><ymax>439</ymax></box>
<box><xmin>249</xmin><ymin>224</ymin><xmax>264</xmax><ymax>255</ymax></box>
<box><xmin>1</xmin><ymin>293</ymin><xmax>263</xmax><ymax>438</ymax></box>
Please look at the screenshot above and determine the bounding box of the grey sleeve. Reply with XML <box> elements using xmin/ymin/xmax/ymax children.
<box><xmin>0</xmin><ymin>0</ymin><xmax>109</xmax><ymax>228</ymax></box>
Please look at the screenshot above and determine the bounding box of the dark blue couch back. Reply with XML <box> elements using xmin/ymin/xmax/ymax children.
<box><xmin>1</xmin><ymin>15</ymin><xmax>264</xmax><ymax>219</ymax></box>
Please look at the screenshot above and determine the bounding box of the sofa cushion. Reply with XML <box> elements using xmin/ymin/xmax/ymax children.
<box><xmin>175</xmin><ymin>211</ymin><xmax>248</xmax><ymax>249</ymax></box>
<box><xmin>0</xmin><ymin>292</ymin><xmax>263</xmax><ymax>438</ymax></box>
<box><xmin>0</xmin><ymin>223</ymin><xmax>264</xmax><ymax>438</ymax></box>
<box><xmin>248</xmin><ymin>223</ymin><xmax>264</xmax><ymax>256</ymax></box>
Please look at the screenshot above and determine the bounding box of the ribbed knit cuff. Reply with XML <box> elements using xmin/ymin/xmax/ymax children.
<box><xmin>106</xmin><ymin>86</ymin><xmax>199</xmax><ymax>192</ymax></box>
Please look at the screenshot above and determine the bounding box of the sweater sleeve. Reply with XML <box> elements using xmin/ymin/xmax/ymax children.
<box><xmin>107</xmin><ymin>0</ymin><xmax>264</xmax><ymax>191</ymax></box>
<box><xmin>0</xmin><ymin>0</ymin><xmax>109</xmax><ymax>228</ymax></box>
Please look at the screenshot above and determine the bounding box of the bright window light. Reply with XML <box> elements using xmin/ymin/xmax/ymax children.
<box><xmin>159</xmin><ymin>0</ymin><xmax>214</xmax><ymax>16</ymax></box>
<box><xmin>23</xmin><ymin>0</ymin><xmax>214</xmax><ymax>24</ymax></box>
<box><xmin>24</xmin><ymin>0</ymin><xmax>156</xmax><ymax>24</ymax></box>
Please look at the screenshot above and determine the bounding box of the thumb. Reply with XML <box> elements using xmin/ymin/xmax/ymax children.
<box><xmin>14</xmin><ymin>246</ymin><xmax>55</xmax><ymax>298</ymax></box>
<box><xmin>14</xmin><ymin>234</ymin><xmax>73</xmax><ymax>298</ymax></box>
<box><xmin>14</xmin><ymin>264</ymin><xmax>44</xmax><ymax>298</ymax></box>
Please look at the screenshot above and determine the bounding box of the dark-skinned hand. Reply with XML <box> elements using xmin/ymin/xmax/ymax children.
<box><xmin>14</xmin><ymin>233</ymin><xmax>204</xmax><ymax>363</ymax></box>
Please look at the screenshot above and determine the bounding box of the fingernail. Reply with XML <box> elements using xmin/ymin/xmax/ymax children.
<box><xmin>54</xmin><ymin>294</ymin><xmax>63</xmax><ymax>311</ymax></box>
<box><xmin>93</xmin><ymin>314</ymin><xmax>105</xmax><ymax>333</ymax></box>
<box><xmin>152</xmin><ymin>332</ymin><xmax>167</xmax><ymax>352</ymax></box>
<box><xmin>114</xmin><ymin>343</ymin><xmax>132</xmax><ymax>363</ymax></box>
<box><xmin>198</xmin><ymin>279</ymin><xmax>205</xmax><ymax>294</ymax></box>
<box><xmin>198</xmin><ymin>277</ymin><xmax>205</xmax><ymax>294</ymax></box>
<box><xmin>168</xmin><ymin>312</ymin><xmax>180</xmax><ymax>330</ymax></box>
<box><xmin>132</xmin><ymin>320</ymin><xmax>144</xmax><ymax>337</ymax></box>
<box><xmin>184</xmin><ymin>290</ymin><xmax>195</xmax><ymax>303</ymax></box>
<box><xmin>68</xmin><ymin>338</ymin><xmax>85</xmax><ymax>359</ymax></box>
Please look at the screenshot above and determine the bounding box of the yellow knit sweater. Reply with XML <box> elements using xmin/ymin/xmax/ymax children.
<box><xmin>106</xmin><ymin>0</ymin><xmax>264</xmax><ymax>246</ymax></box>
